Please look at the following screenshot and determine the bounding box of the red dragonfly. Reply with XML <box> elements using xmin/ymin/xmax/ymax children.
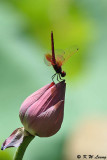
<box><xmin>45</xmin><ymin>31</ymin><xmax>78</xmax><ymax>81</ymax></box>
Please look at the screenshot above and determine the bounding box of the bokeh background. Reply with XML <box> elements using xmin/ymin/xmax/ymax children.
<box><xmin>0</xmin><ymin>0</ymin><xmax>107</xmax><ymax>160</ymax></box>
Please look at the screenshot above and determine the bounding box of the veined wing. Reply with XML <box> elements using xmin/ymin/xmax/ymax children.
<box><xmin>44</xmin><ymin>53</ymin><xmax>56</xmax><ymax>66</ymax></box>
<box><xmin>44</xmin><ymin>47</ymin><xmax>78</xmax><ymax>66</ymax></box>
<box><xmin>61</xmin><ymin>46</ymin><xmax>79</xmax><ymax>65</ymax></box>
<box><xmin>44</xmin><ymin>49</ymin><xmax>65</xmax><ymax>66</ymax></box>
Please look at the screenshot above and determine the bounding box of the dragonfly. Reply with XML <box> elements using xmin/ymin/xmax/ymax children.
<box><xmin>44</xmin><ymin>31</ymin><xmax>78</xmax><ymax>81</ymax></box>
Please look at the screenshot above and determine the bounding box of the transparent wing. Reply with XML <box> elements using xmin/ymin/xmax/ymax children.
<box><xmin>44</xmin><ymin>47</ymin><xmax>78</xmax><ymax>66</ymax></box>
<box><xmin>44</xmin><ymin>54</ymin><xmax>52</xmax><ymax>66</ymax></box>
<box><xmin>44</xmin><ymin>53</ymin><xmax>55</xmax><ymax>66</ymax></box>
<box><xmin>61</xmin><ymin>46</ymin><xmax>79</xmax><ymax>65</ymax></box>
<box><xmin>53</xmin><ymin>49</ymin><xmax>65</xmax><ymax>66</ymax></box>
<box><xmin>56</xmin><ymin>55</ymin><xmax>65</xmax><ymax>66</ymax></box>
<box><xmin>44</xmin><ymin>50</ymin><xmax>65</xmax><ymax>66</ymax></box>
<box><xmin>55</xmin><ymin>49</ymin><xmax>65</xmax><ymax>56</ymax></box>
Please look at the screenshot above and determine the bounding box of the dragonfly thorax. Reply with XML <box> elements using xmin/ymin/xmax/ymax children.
<box><xmin>53</xmin><ymin>65</ymin><xmax>66</xmax><ymax>77</ymax></box>
<box><xmin>53</xmin><ymin>64</ymin><xmax>61</xmax><ymax>73</ymax></box>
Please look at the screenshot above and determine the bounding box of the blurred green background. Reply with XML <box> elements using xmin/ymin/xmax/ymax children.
<box><xmin>0</xmin><ymin>0</ymin><xmax>107</xmax><ymax>160</ymax></box>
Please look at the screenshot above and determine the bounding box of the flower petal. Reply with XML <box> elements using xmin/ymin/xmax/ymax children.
<box><xmin>26</xmin><ymin>100</ymin><xmax>64</xmax><ymax>137</ymax></box>
<box><xmin>20</xmin><ymin>82</ymin><xmax>55</xmax><ymax>123</ymax></box>
<box><xmin>1</xmin><ymin>128</ymin><xmax>25</xmax><ymax>150</ymax></box>
<box><xmin>22</xmin><ymin>81</ymin><xmax>66</xmax><ymax>132</ymax></box>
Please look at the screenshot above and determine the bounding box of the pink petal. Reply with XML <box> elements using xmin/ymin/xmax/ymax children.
<box><xmin>22</xmin><ymin>81</ymin><xmax>66</xmax><ymax>129</ymax></box>
<box><xmin>1</xmin><ymin>128</ymin><xmax>24</xmax><ymax>150</ymax></box>
<box><xmin>25</xmin><ymin>100</ymin><xmax>64</xmax><ymax>136</ymax></box>
<box><xmin>20</xmin><ymin>82</ymin><xmax>55</xmax><ymax>123</ymax></box>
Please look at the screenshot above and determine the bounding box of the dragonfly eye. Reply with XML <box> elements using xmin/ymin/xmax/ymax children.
<box><xmin>61</xmin><ymin>71</ymin><xmax>66</xmax><ymax>77</ymax></box>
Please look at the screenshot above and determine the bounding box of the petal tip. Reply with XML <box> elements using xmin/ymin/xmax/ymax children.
<box><xmin>54</xmin><ymin>100</ymin><xmax>64</xmax><ymax>109</ymax></box>
<box><xmin>1</xmin><ymin>146</ymin><xmax>4</xmax><ymax>151</ymax></box>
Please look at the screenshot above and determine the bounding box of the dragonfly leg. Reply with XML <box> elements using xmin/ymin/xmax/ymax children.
<box><xmin>59</xmin><ymin>74</ymin><xmax>64</xmax><ymax>81</ymax></box>
<box><xmin>51</xmin><ymin>73</ymin><xmax>56</xmax><ymax>82</ymax></box>
<box><xmin>57</xmin><ymin>74</ymin><xmax>60</xmax><ymax>82</ymax></box>
<box><xmin>59</xmin><ymin>74</ymin><xmax>62</xmax><ymax>80</ymax></box>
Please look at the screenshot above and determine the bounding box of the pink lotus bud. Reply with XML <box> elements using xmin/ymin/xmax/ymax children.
<box><xmin>19</xmin><ymin>80</ymin><xmax>66</xmax><ymax>137</ymax></box>
<box><xmin>1</xmin><ymin>81</ymin><xmax>66</xmax><ymax>150</ymax></box>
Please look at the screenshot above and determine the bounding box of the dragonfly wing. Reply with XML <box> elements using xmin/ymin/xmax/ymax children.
<box><xmin>53</xmin><ymin>49</ymin><xmax>65</xmax><ymax>66</ymax></box>
<box><xmin>61</xmin><ymin>46</ymin><xmax>79</xmax><ymax>65</ymax></box>
<box><xmin>44</xmin><ymin>55</ymin><xmax>52</xmax><ymax>66</ymax></box>
<box><xmin>55</xmin><ymin>49</ymin><xmax>65</xmax><ymax>56</ymax></box>
<box><xmin>44</xmin><ymin>53</ymin><xmax>55</xmax><ymax>66</ymax></box>
<box><xmin>44</xmin><ymin>47</ymin><xmax>78</xmax><ymax>66</ymax></box>
<box><xmin>56</xmin><ymin>55</ymin><xmax>65</xmax><ymax>66</ymax></box>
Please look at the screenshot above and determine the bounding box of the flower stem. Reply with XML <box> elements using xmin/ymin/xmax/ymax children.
<box><xmin>13</xmin><ymin>135</ymin><xmax>34</xmax><ymax>160</ymax></box>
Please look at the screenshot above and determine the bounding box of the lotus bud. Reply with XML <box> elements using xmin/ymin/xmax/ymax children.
<box><xmin>1</xmin><ymin>81</ymin><xmax>66</xmax><ymax>150</ymax></box>
<box><xmin>19</xmin><ymin>80</ymin><xmax>66</xmax><ymax>137</ymax></box>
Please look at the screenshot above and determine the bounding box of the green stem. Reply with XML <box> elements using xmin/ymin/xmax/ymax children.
<box><xmin>13</xmin><ymin>135</ymin><xmax>35</xmax><ymax>160</ymax></box>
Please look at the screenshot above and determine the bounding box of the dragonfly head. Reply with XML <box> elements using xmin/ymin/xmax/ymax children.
<box><xmin>61</xmin><ymin>71</ymin><xmax>66</xmax><ymax>77</ymax></box>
